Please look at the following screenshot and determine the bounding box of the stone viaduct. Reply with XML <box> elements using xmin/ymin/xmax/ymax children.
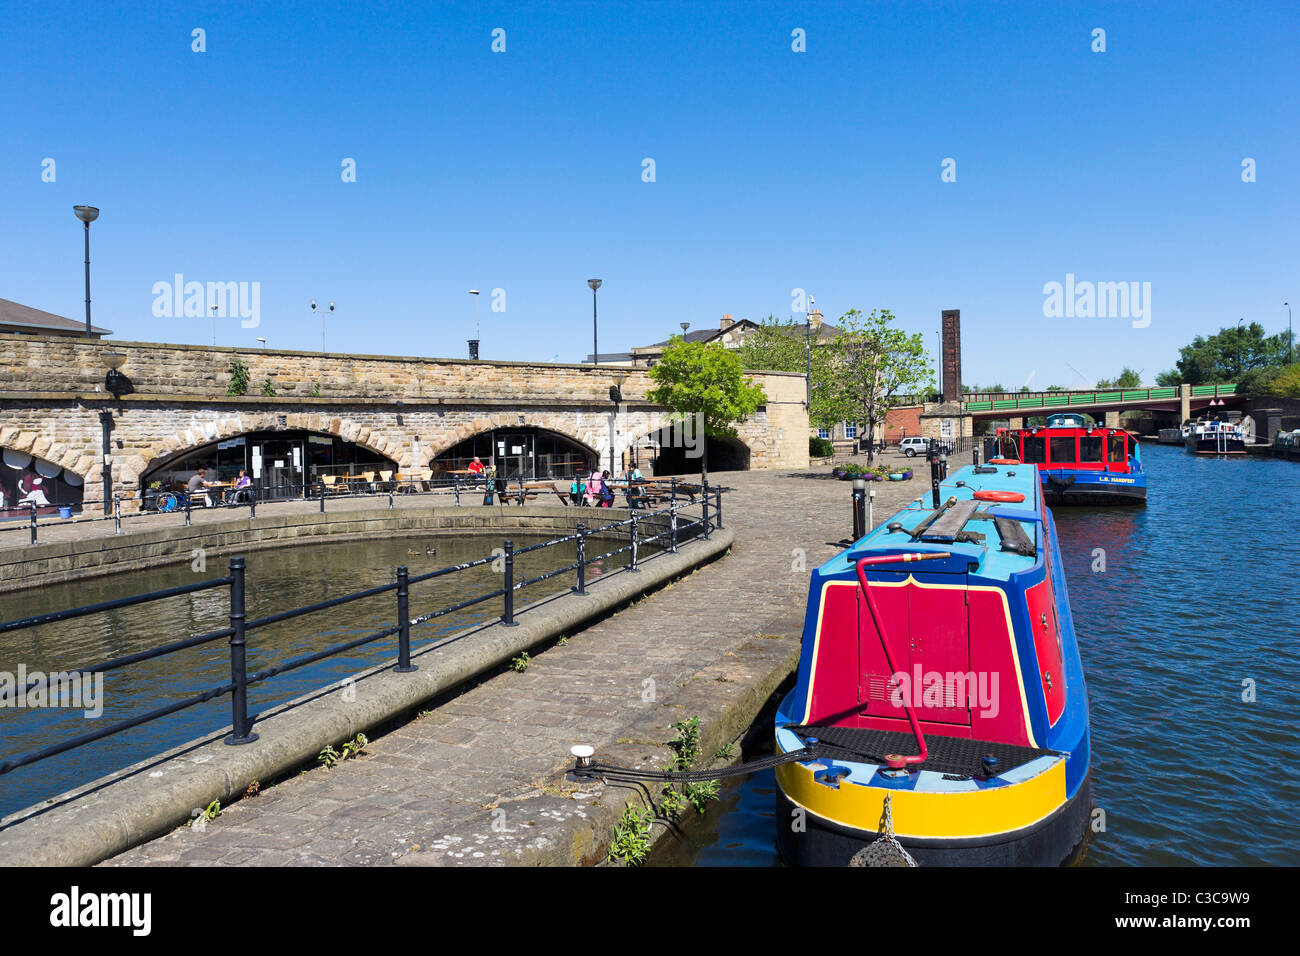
<box><xmin>0</xmin><ymin>334</ymin><xmax>808</xmax><ymax>511</ymax></box>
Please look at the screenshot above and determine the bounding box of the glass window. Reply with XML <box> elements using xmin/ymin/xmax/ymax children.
<box><xmin>1079</xmin><ymin>436</ymin><xmax>1104</xmax><ymax>462</ymax></box>
<box><xmin>1107</xmin><ymin>433</ymin><xmax>1127</xmax><ymax>462</ymax></box>
<box><xmin>1021</xmin><ymin>436</ymin><xmax>1046</xmax><ymax>463</ymax></box>
<box><xmin>844</xmin><ymin>422</ymin><xmax>858</xmax><ymax>439</ymax></box>
<box><xmin>1049</xmin><ymin>437</ymin><xmax>1076</xmax><ymax>464</ymax></box>
<box><xmin>817</xmin><ymin>427</ymin><xmax>831</xmax><ymax>440</ymax></box>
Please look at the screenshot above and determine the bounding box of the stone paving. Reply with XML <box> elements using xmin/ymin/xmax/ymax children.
<box><xmin>102</xmin><ymin>456</ymin><xmax>932</xmax><ymax>866</ymax></box>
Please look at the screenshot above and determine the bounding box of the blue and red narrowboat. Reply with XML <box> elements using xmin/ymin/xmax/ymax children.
<box><xmin>775</xmin><ymin>461</ymin><xmax>1091</xmax><ymax>866</ymax></box>
<box><xmin>994</xmin><ymin>412</ymin><xmax>1146</xmax><ymax>505</ymax></box>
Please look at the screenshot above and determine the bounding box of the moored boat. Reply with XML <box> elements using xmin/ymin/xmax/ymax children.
<box><xmin>993</xmin><ymin>413</ymin><xmax>1146</xmax><ymax>505</ymax></box>
<box><xmin>775</xmin><ymin>461</ymin><xmax>1091</xmax><ymax>866</ymax></box>
<box><xmin>1183</xmin><ymin>417</ymin><xmax>1247</xmax><ymax>455</ymax></box>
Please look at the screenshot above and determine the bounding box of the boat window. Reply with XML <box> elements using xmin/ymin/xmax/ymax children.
<box><xmin>1107</xmin><ymin>434</ymin><xmax>1127</xmax><ymax>462</ymax></box>
<box><xmin>1049</xmin><ymin>437</ymin><xmax>1076</xmax><ymax>464</ymax></box>
<box><xmin>1021</xmin><ymin>436</ymin><xmax>1046</xmax><ymax>463</ymax></box>
<box><xmin>1079</xmin><ymin>436</ymin><xmax>1104</xmax><ymax>462</ymax></box>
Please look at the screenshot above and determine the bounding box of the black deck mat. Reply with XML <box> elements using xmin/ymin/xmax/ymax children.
<box><xmin>785</xmin><ymin>724</ymin><xmax>1059</xmax><ymax>778</ymax></box>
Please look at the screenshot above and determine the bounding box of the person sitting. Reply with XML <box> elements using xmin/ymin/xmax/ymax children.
<box><xmin>467</xmin><ymin>457</ymin><xmax>485</xmax><ymax>485</ymax></box>
<box><xmin>481</xmin><ymin>465</ymin><xmax>497</xmax><ymax>505</ymax></box>
<box><xmin>186</xmin><ymin>467</ymin><xmax>215</xmax><ymax>508</ymax></box>
<box><xmin>231</xmin><ymin>469</ymin><xmax>253</xmax><ymax>504</ymax></box>
<box><xmin>599</xmin><ymin>470</ymin><xmax>615</xmax><ymax>508</ymax></box>
<box><xmin>625</xmin><ymin>466</ymin><xmax>646</xmax><ymax>508</ymax></box>
<box><xmin>585</xmin><ymin>469</ymin><xmax>601</xmax><ymax>506</ymax></box>
<box><xmin>570</xmin><ymin>473</ymin><xmax>586</xmax><ymax>506</ymax></box>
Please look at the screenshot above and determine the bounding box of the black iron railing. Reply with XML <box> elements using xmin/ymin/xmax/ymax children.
<box><xmin>2</xmin><ymin>475</ymin><xmax>712</xmax><ymax>546</ymax></box>
<box><xmin>0</xmin><ymin>487</ymin><xmax>725</xmax><ymax>778</ymax></box>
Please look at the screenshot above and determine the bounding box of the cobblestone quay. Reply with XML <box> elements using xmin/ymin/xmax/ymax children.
<box><xmin>102</xmin><ymin>462</ymin><xmax>931</xmax><ymax>866</ymax></box>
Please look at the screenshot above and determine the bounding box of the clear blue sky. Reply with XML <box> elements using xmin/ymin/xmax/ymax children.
<box><xmin>2</xmin><ymin>1</ymin><xmax>1295</xmax><ymax>387</ymax></box>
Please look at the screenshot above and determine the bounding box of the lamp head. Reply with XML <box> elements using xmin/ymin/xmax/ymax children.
<box><xmin>73</xmin><ymin>205</ymin><xmax>99</xmax><ymax>224</ymax></box>
<box><xmin>588</xmin><ymin>278</ymin><xmax>602</xmax><ymax>292</ymax></box>
<box><xmin>329</xmin><ymin>302</ymin><xmax>335</xmax><ymax>312</ymax></box>
<box><xmin>311</xmin><ymin>299</ymin><xmax>317</xmax><ymax>311</ymax></box>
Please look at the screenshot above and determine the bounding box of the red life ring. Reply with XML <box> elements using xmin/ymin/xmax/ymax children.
<box><xmin>973</xmin><ymin>489</ymin><xmax>1025</xmax><ymax>503</ymax></box>
<box><xmin>988</xmin><ymin>458</ymin><xmax>1021</xmax><ymax>465</ymax></box>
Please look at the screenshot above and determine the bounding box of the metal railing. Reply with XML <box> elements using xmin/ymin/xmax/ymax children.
<box><xmin>0</xmin><ymin>485</ymin><xmax>725</xmax><ymax>778</ymax></box>
<box><xmin>2</xmin><ymin>474</ymin><xmax>710</xmax><ymax>546</ymax></box>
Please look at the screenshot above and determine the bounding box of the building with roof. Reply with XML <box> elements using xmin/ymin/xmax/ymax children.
<box><xmin>584</xmin><ymin>311</ymin><xmax>837</xmax><ymax>366</ymax></box>
<box><xmin>0</xmin><ymin>298</ymin><xmax>111</xmax><ymax>338</ymax></box>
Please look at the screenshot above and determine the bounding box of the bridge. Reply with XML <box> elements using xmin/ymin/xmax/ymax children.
<box><xmin>962</xmin><ymin>383</ymin><xmax>1241</xmax><ymax>424</ymax></box>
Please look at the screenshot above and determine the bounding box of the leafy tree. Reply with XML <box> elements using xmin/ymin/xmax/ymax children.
<box><xmin>1265</xmin><ymin>363</ymin><xmax>1300</xmax><ymax>398</ymax></box>
<box><xmin>1097</xmin><ymin>368</ymin><xmax>1143</xmax><ymax>389</ymax></box>
<box><xmin>1155</xmin><ymin>323</ymin><xmax>1291</xmax><ymax>386</ymax></box>
<box><xmin>814</xmin><ymin>309</ymin><xmax>934</xmax><ymax>465</ymax></box>
<box><xmin>646</xmin><ymin>338</ymin><xmax>767</xmax><ymax>482</ymax></box>
<box><xmin>736</xmin><ymin>314</ymin><xmax>836</xmax><ymax>421</ymax></box>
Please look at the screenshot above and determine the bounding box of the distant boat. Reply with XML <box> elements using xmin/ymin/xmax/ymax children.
<box><xmin>993</xmin><ymin>412</ymin><xmax>1146</xmax><ymax>505</ymax></box>
<box><xmin>1183</xmin><ymin>417</ymin><xmax>1246</xmax><ymax>455</ymax></box>
<box><xmin>1156</xmin><ymin>427</ymin><xmax>1184</xmax><ymax>445</ymax></box>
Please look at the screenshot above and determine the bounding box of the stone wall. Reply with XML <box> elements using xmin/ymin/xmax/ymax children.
<box><xmin>0</xmin><ymin>335</ymin><xmax>809</xmax><ymax>508</ymax></box>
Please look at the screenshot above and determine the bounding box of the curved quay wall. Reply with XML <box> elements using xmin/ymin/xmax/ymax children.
<box><xmin>0</xmin><ymin>505</ymin><xmax>735</xmax><ymax>866</ymax></box>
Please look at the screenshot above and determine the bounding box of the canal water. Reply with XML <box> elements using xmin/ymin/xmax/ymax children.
<box><xmin>0</xmin><ymin>532</ymin><xmax>626</xmax><ymax>820</ymax></box>
<box><xmin>651</xmin><ymin>445</ymin><xmax>1300</xmax><ymax>866</ymax></box>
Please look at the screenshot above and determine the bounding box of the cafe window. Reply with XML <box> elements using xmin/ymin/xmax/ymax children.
<box><xmin>1079</xmin><ymin>436</ymin><xmax>1104</xmax><ymax>462</ymax></box>
<box><xmin>1049</xmin><ymin>437</ymin><xmax>1077</xmax><ymax>464</ymax></box>
<box><xmin>1021</xmin><ymin>436</ymin><xmax>1046</xmax><ymax>464</ymax></box>
<box><xmin>1107</xmin><ymin>433</ymin><xmax>1127</xmax><ymax>462</ymax></box>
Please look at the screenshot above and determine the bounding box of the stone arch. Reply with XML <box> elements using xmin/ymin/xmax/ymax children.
<box><xmin>130</xmin><ymin>413</ymin><xmax>405</xmax><ymax>486</ymax></box>
<box><xmin>424</xmin><ymin>412</ymin><xmax>600</xmax><ymax>462</ymax></box>
<box><xmin>0</xmin><ymin>426</ymin><xmax>96</xmax><ymax>481</ymax></box>
<box><xmin>626</xmin><ymin>419</ymin><xmax>754</xmax><ymax>475</ymax></box>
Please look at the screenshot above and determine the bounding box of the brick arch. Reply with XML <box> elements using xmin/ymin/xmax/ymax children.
<box><xmin>424</xmin><ymin>413</ymin><xmax>600</xmax><ymax>462</ymax></box>
<box><xmin>130</xmin><ymin>413</ymin><xmax>405</xmax><ymax>485</ymax></box>
<box><xmin>0</xmin><ymin>427</ymin><xmax>96</xmax><ymax>480</ymax></box>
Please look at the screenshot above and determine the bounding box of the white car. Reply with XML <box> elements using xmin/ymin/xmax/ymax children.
<box><xmin>898</xmin><ymin>437</ymin><xmax>932</xmax><ymax>458</ymax></box>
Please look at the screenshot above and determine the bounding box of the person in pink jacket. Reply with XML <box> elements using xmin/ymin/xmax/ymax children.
<box><xmin>584</xmin><ymin>470</ymin><xmax>602</xmax><ymax>506</ymax></box>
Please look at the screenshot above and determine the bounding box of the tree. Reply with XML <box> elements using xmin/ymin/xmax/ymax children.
<box><xmin>814</xmin><ymin>309</ymin><xmax>934</xmax><ymax>465</ymax></box>
<box><xmin>1264</xmin><ymin>363</ymin><xmax>1300</xmax><ymax>398</ymax></box>
<box><xmin>735</xmin><ymin>314</ymin><xmax>837</xmax><ymax>422</ymax></box>
<box><xmin>1155</xmin><ymin>323</ymin><xmax>1291</xmax><ymax>386</ymax></box>
<box><xmin>646</xmin><ymin>337</ymin><xmax>767</xmax><ymax>483</ymax></box>
<box><xmin>1097</xmin><ymin>368</ymin><xmax>1142</xmax><ymax>389</ymax></box>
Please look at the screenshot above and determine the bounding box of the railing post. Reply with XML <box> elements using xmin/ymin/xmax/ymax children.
<box><xmin>929</xmin><ymin>450</ymin><xmax>941</xmax><ymax>509</ymax></box>
<box><xmin>627</xmin><ymin>512</ymin><xmax>640</xmax><ymax>572</ymax></box>
<box><xmin>249</xmin><ymin>486</ymin><xmax>256</xmax><ymax>519</ymax></box>
<box><xmin>29</xmin><ymin>502</ymin><xmax>37</xmax><ymax>545</ymax></box>
<box><xmin>501</xmin><ymin>539</ymin><xmax>518</xmax><ymax>626</ymax></box>
<box><xmin>114</xmin><ymin>494</ymin><xmax>122</xmax><ymax>534</ymax></box>
<box><xmin>388</xmin><ymin>487</ymin><xmax>394</xmax><ymax>510</ymax></box>
<box><xmin>395</xmin><ymin>565</ymin><xmax>416</xmax><ymax>672</ymax></box>
<box><xmin>670</xmin><ymin>477</ymin><xmax>677</xmax><ymax>502</ymax></box>
<box><xmin>574</xmin><ymin>523</ymin><xmax>587</xmax><ymax>594</ymax></box>
<box><xmin>714</xmin><ymin>488</ymin><xmax>723</xmax><ymax>529</ymax></box>
<box><xmin>185</xmin><ymin>491</ymin><xmax>192</xmax><ymax>527</ymax></box>
<box><xmin>453</xmin><ymin>476</ymin><xmax>460</xmax><ymax>506</ymax></box>
<box><xmin>701</xmin><ymin>478</ymin><xmax>711</xmax><ymax>539</ymax></box>
<box><xmin>319</xmin><ymin>480</ymin><xmax>326</xmax><ymax>512</ymax></box>
<box><xmin>225</xmin><ymin>556</ymin><xmax>258</xmax><ymax>745</ymax></box>
<box><xmin>669</xmin><ymin>502</ymin><xmax>678</xmax><ymax>553</ymax></box>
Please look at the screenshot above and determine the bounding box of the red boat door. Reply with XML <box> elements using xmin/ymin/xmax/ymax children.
<box><xmin>857</xmin><ymin>572</ymin><xmax>972</xmax><ymax>727</ymax></box>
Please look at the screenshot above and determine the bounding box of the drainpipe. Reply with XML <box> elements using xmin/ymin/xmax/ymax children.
<box><xmin>99</xmin><ymin>410</ymin><xmax>114</xmax><ymax>515</ymax></box>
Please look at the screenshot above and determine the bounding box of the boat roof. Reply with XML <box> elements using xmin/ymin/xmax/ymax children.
<box><xmin>820</xmin><ymin>463</ymin><xmax>1042</xmax><ymax>584</ymax></box>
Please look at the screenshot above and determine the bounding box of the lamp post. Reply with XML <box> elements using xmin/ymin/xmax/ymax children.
<box><xmin>210</xmin><ymin>304</ymin><xmax>219</xmax><ymax>346</ymax></box>
<box><xmin>805</xmin><ymin>309</ymin><xmax>823</xmax><ymax>409</ymax></box>
<box><xmin>609</xmin><ymin>371</ymin><xmax>626</xmax><ymax>474</ymax></box>
<box><xmin>73</xmin><ymin>205</ymin><xmax>99</xmax><ymax>338</ymax></box>
<box><xmin>1237</xmin><ymin>317</ymin><xmax>1244</xmax><ymax>379</ymax></box>
<box><xmin>311</xmin><ymin>300</ymin><xmax>335</xmax><ymax>352</ymax></box>
<box><xmin>1286</xmin><ymin>302</ymin><xmax>1293</xmax><ymax>365</ymax></box>
<box><xmin>588</xmin><ymin>279</ymin><xmax>602</xmax><ymax>366</ymax></box>
<box><xmin>468</xmin><ymin>289</ymin><xmax>480</xmax><ymax>360</ymax></box>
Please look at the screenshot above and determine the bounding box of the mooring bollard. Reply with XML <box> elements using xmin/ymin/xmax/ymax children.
<box><xmin>628</xmin><ymin>512</ymin><xmax>640</xmax><ymax>572</ymax></box>
<box><xmin>114</xmin><ymin>495</ymin><xmax>122</xmax><ymax>535</ymax></box>
<box><xmin>226</xmin><ymin>556</ymin><xmax>258</xmax><ymax>745</ymax></box>
<box><xmin>669</xmin><ymin>502</ymin><xmax>678</xmax><ymax>553</ymax></box>
<box><xmin>574</xmin><ymin>523</ymin><xmax>587</xmax><ymax>594</ymax></box>
<box><xmin>852</xmin><ymin>478</ymin><xmax>867</xmax><ymax>540</ymax></box>
<box><xmin>395</xmin><ymin>565</ymin><xmax>416</xmax><ymax>672</ymax></box>
<box><xmin>29</xmin><ymin>503</ymin><xmax>37</xmax><ymax>545</ymax></box>
<box><xmin>501</xmin><ymin>539</ymin><xmax>518</xmax><ymax>626</ymax></box>
<box><xmin>973</xmin><ymin>444</ymin><xmax>981</xmax><ymax>466</ymax></box>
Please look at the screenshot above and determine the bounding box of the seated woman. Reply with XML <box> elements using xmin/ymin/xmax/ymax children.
<box><xmin>231</xmin><ymin>469</ymin><xmax>253</xmax><ymax>503</ymax></box>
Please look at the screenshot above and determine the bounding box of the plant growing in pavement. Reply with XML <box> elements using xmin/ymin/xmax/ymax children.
<box><xmin>608</xmin><ymin>803</ymin><xmax>654</xmax><ymax>865</ymax></box>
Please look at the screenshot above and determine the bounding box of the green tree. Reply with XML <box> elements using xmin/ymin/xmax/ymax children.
<box><xmin>814</xmin><ymin>309</ymin><xmax>934</xmax><ymax>465</ymax></box>
<box><xmin>646</xmin><ymin>338</ymin><xmax>767</xmax><ymax>483</ymax></box>
<box><xmin>1155</xmin><ymin>323</ymin><xmax>1291</xmax><ymax>386</ymax></box>
<box><xmin>736</xmin><ymin>314</ymin><xmax>836</xmax><ymax>421</ymax></box>
<box><xmin>1097</xmin><ymin>368</ymin><xmax>1143</xmax><ymax>389</ymax></box>
<box><xmin>1264</xmin><ymin>363</ymin><xmax>1300</xmax><ymax>398</ymax></box>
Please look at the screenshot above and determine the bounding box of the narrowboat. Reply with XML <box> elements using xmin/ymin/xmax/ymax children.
<box><xmin>775</xmin><ymin>461</ymin><xmax>1091</xmax><ymax>866</ymax></box>
<box><xmin>993</xmin><ymin>412</ymin><xmax>1146</xmax><ymax>505</ymax></box>
<box><xmin>1183</xmin><ymin>417</ymin><xmax>1247</xmax><ymax>455</ymax></box>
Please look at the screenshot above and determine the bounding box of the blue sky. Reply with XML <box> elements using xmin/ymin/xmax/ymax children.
<box><xmin>2</xmin><ymin>1</ymin><xmax>1296</xmax><ymax>387</ymax></box>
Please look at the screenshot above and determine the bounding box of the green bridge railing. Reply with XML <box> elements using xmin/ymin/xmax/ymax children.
<box><xmin>963</xmin><ymin>384</ymin><xmax>1237</xmax><ymax>413</ymax></box>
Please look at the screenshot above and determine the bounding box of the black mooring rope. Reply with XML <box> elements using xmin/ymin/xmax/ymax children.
<box><xmin>576</xmin><ymin>745</ymin><xmax>820</xmax><ymax>784</ymax></box>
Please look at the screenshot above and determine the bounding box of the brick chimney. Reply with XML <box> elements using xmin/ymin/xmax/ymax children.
<box><xmin>720</xmin><ymin>314</ymin><xmax>735</xmax><ymax>330</ymax></box>
<box><xmin>941</xmin><ymin>309</ymin><xmax>961</xmax><ymax>403</ymax></box>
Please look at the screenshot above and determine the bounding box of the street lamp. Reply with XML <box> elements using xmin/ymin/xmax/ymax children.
<box><xmin>805</xmin><ymin>309</ymin><xmax>823</xmax><ymax>409</ymax></box>
<box><xmin>256</xmin><ymin>337</ymin><xmax>267</xmax><ymax>348</ymax></box>
<box><xmin>1237</xmin><ymin>317</ymin><xmax>1244</xmax><ymax>379</ymax></box>
<box><xmin>210</xmin><ymin>304</ymin><xmax>219</xmax><ymax>346</ymax></box>
<box><xmin>73</xmin><ymin>205</ymin><xmax>99</xmax><ymax>338</ymax></box>
<box><xmin>609</xmin><ymin>371</ymin><xmax>627</xmax><ymax>473</ymax></box>
<box><xmin>588</xmin><ymin>279</ymin><xmax>602</xmax><ymax>366</ymax></box>
<box><xmin>1286</xmin><ymin>302</ymin><xmax>1293</xmax><ymax>365</ymax></box>
<box><xmin>311</xmin><ymin>300</ymin><xmax>335</xmax><ymax>352</ymax></box>
<box><xmin>468</xmin><ymin>289</ymin><xmax>480</xmax><ymax>360</ymax></box>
